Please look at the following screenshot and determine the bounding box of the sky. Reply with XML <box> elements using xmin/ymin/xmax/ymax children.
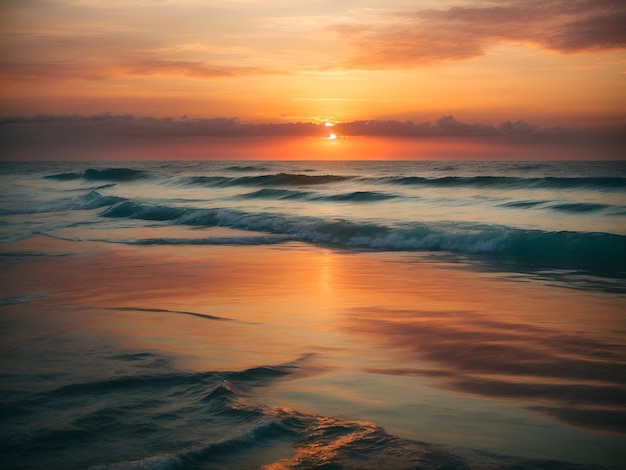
<box><xmin>1</xmin><ymin>0</ymin><xmax>625</xmax><ymax>160</ymax></box>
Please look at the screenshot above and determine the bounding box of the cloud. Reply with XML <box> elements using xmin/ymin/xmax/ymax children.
<box><xmin>0</xmin><ymin>113</ymin><xmax>573</xmax><ymax>142</ymax></box>
<box><xmin>335</xmin><ymin>116</ymin><xmax>567</xmax><ymax>137</ymax></box>
<box><xmin>346</xmin><ymin>307</ymin><xmax>626</xmax><ymax>432</ymax></box>
<box><xmin>117</xmin><ymin>58</ymin><xmax>279</xmax><ymax>79</ymax></box>
<box><xmin>331</xmin><ymin>0</ymin><xmax>626</xmax><ymax>68</ymax></box>
<box><xmin>0</xmin><ymin>23</ymin><xmax>283</xmax><ymax>82</ymax></box>
<box><xmin>0</xmin><ymin>57</ymin><xmax>281</xmax><ymax>82</ymax></box>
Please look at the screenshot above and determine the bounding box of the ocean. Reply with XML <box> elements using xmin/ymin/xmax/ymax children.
<box><xmin>1</xmin><ymin>160</ymin><xmax>625</xmax><ymax>469</ymax></box>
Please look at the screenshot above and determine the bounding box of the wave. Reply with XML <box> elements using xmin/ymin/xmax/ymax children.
<box><xmin>318</xmin><ymin>191</ymin><xmax>398</xmax><ymax>202</ymax></box>
<box><xmin>185</xmin><ymin>172</ymin><xmax>351</xmax><ymax>187</ymax></box>
<box><xmin>98</xmin><ymin>201</ymin><xmax>626</xmax><ymax>276</ymax></box>
<box><xmin>548</xmin><ymin>202</ymin><xmax>612</xmax><ymax>213</ymax></box>
<box><xmin>41</xmin><ymin>169</ymin><xmax>626</xmax><ymax>194</ymax></box>
<box><xmin>132</xmin><ymin>235</ymin><xmax>290</xmax><ymax>246</ymax></box>
<box><xmin>2</xmin><ymin>351</ymin><xmax>610</xmax><ymax>470</ymax></box>
<box><xmin>75</xmin><ymin>191</ymin><xmax>127</xmax><ymax>210</ymax></box>
<box><xmin>238</xmin><ymin>188</ymin><xmax>397</xmax><ymax>203</ymax></box>
<box><xmin>499</xmin><ymin>200</ymin><xmax>548</xmax><ymax>209</ymax></box>
<box><xmin>223</xmin><ymin>165</ymin><xmax>271</xmax><ymax>172</ymax></box>
<box><xmin>377</xmin><ymin>175</ymin><xmax>626</xmax><ymax>190</ymax></box>
<box><xmin>500</xmin><ymin>200</ymin><xmax>616</xmax><ymax>214</ymax></box>
<box><xmin>46</xmin><ymin>168</ymin><xmax>150</xmax><ymax>182</ymax></box>
<box><xmin>0</xmin><ymin>191</ymin><xmax>124</xmax><ymax>216</ymax></box>
<box><xmin>101</xmin><ymin>200</ymin><xmax>187</xmax><ymax>221</ymax></box>
<box><xmin>186</xmin><ymin>173</ymin><xmax>626</xmax><ymax>191</ymax></box>
<box><xmin>238</xmin><ymin>188</ymin><xmax>312</xmax><ymax>200</ymax></box>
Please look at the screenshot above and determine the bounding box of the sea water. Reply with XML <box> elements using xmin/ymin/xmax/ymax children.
<box><xmin>1</xmin><ymin>160</ymin><xmax>625</xmax><ymax>469</ymax></box>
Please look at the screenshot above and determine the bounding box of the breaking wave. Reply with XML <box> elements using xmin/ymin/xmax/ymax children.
<box><xmin>98</xmin><ymin>200</ymin><xmax>626</xmax><ymax>276</ymax></box>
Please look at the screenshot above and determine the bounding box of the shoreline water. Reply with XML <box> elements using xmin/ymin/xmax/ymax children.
<box><xmin>2</xmin><ymin>235</ymin><xmax>625</xmax><ymax>468</ymax></box>
<box><xmin>1</xmin><ymin>160</ymin><xmax>625</xmax><ymax>468</ymax></box>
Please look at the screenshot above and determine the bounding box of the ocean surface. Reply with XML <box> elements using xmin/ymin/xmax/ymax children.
<box><xmin>1</xmin><ymin>160</ymin><xmax>625</xmax><ymax>469</ymax></box>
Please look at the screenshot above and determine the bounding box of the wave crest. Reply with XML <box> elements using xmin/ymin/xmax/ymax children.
<box><xmin>379</xmin><ymin>175</ymin><xmax>626</xmax><ymax>190</ymax></box>
<box><xmin>97</xmin><ymin>200</ymin><xmax>626</xmax><ymax>277</ymax></box>
<box><xmin>47</xmin><ymin>168</ymin><xmax>149</xmax><ymax>182</ymax></box>
<box><xmin>185</xmin><ymin>173</ymin><xmax>351</xmax><ymax>187</ymax></box>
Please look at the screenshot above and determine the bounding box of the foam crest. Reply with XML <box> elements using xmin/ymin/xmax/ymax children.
<box><xmin>75</xmin><ymin>191</ymin><xmax>126</xmax><ymax>210</ymax></box>
<box><xmin>97</xmin><ymin>200</ymin><xmax>626</xmax><ymax>275</ymax></box>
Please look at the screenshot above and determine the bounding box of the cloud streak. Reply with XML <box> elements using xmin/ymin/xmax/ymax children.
<box><xmin>331</xmin><ymin>0</ymin><xmax>626</xmax><ymax>68</ymax></box>
<box><xmin>0</xmin><ymin>58</ymin><xmax>281</xmax><ymax>82</ymax></box>
<box><xmin>0</xmin><ymin>113</ymin><xmax>574</xmax><ymax>140</ymax></box>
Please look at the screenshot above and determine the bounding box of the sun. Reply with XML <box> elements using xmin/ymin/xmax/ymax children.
<box><xmin>328</xmin><ymin>133</ymin><xmax>337</xmax><ymax>140</ymax></box>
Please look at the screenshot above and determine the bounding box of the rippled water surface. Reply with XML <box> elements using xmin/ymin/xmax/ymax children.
<box><xmin>1</xmin><ymin>160</ymin><xmax>625</xmax><ymax>469</ymax></box>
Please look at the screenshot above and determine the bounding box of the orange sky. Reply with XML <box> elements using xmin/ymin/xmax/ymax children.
<box><xmin>1</xmin><ymin>0</ymin><xmax>625</xmax><ymax>159</ymax></box>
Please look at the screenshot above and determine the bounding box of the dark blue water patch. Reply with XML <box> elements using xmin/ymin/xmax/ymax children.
<box><xmin>101</xmin><ymin>200</ymin><xmax>188</xmax><ymax>221</ymax></box>
<box><xmin>105</xmin><ymin>306</ymin><xmax>235</xmax><ymax>322</ymax></box>
<box><xmin>0</xmin><ymin>360</ymin><xmax>302</xmax><ymax>464</ymax></box>
<box><xmin>184</xmin><ymin>173</ymin><xmax>351</xmax><ymax>187</ymax></box>
<box><xmin>45</xmin><ymin>171</ymin><xmax>83</xmax><ymax>181</ymax></box>
<box><xmin>80</xmin><ymin>168</ymin><xmax>150</xmax><ymax>182</ymax></box>
<box><xmin>549</xmin><ymin>202</ymin><xmax>611</xmax><ymax>213</ymax></box>
<box><xmin>237</xmin><ymin>173</ymin><xmax>351</xmax><ymax>186</ymax></box>
<box><xmin>182</xmin><ymin>175</ymin><xmax>232</xmax><ymax>186</ymax></box>
<box><xmin>132</xmin><ymin>235</ymin><xmax>291</xmax><ymax>246</ymax></box>
<box><xmin>0</xmin><ymin>191</ymin><xmax>124</xmax><ymax>215</ymax></box>
<box><xmin>499</xmin><ymin>200</ymin><xmax>547</xmax><ymax>209</ymax></box>
<box><xmin>64</xmin><ymin>183</ymin><xmax>117</xmax><ymax>192</ymax></box>
<box><xmin>238</xmin><ymin>188</ymin><xmax>313</xmax><ymax>200</ymax></box>
<box><xmin>46</xmin><ymin>168</ymin><xmax>149</xmax><ymax>182</ymax></box>
<box><xmin>237</xmin><ymin>189</ymin><xmax>398</xmax><ymax>203</ymax></box>
<box><xmin>223</xmin><ymin>165</ymin><xmax>271</xmax><ymax>172</ymax></box>
<box><xmin>377</xmin><ymin>175</ymin><xmax>626</xmax><ymax>191</ymax></box>
<box><xmin>317</xmin><ymin>191</ymin><xmax>398</xmax><ymax>202</ymax></box>
<box><xmin>75</xmin><ymin>191</ymin><xmax>126</xmax><ymax>210</ymax></box>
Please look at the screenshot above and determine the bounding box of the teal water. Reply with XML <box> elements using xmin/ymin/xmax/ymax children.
<box><xmin>1</xmin><ymin>160</ymin><xmax>625</xmax><ymax>469</ymax></box>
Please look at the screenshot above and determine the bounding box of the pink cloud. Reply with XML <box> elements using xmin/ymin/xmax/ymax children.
<box><xmin>331</xmin><ymin>0</ymin><xmax>626</xmax><ymax>68</ymax></box>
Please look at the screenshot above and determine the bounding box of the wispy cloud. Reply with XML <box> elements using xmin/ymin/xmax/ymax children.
<box><xmin>331</xmin><ymin>0</ymin><xmax>626</xmax><ymax>68</ymax></box>
<box><xmin>0</xmin><ymin>57</ymin><xmax>282</xmax><ymax>82</ymax></box>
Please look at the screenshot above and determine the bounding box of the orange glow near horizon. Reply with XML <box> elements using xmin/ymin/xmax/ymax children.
<box><xmin>3</xmin><ymin>133</ymin><xmax>621</xmax><ymax>161</ymax></box>
<box><xmin>0</xmin><ymin>1</ymin><xmax>624</xmax><ymax>140</ymax></box>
